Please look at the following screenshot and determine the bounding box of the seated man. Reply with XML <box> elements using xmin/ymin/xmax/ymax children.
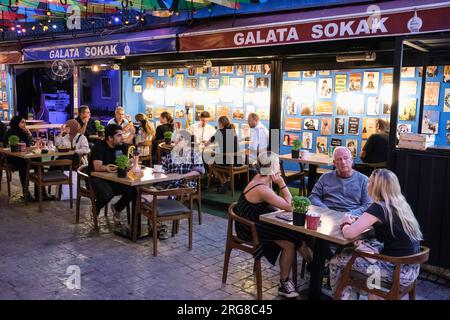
<box><xmin>89</xmin><ymin>124</ymin><xmax>135</xmax><ymax>223</ymax></box>
<box><xmin>309</xmin><ymin>146</ymin><xmax>372</xmax><ymax>217</ymax></box>
<box><xmin>143</xmin><ymin>129</ymin><xmax>204</xmax><ymax>239</ymax></box>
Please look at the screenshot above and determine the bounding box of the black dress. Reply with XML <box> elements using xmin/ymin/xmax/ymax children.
<box><xmin>235</xmin><ymin>184</ymin><xmax>304</xmax><ymax>265</ymax></box>
<box><xmin>209</xmin><ymin>128</ymin><xmax>242</xmax><ymax>166</ymax></box>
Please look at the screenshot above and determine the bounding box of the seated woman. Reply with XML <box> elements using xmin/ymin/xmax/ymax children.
<box><xmin>153</xmin><ymin>111</ymin><xmax>174</xmax><ymax>163</ymax></box>
<box><xmin>135</xmin><ymin>113</ymin><xmax>155</xmax><ymax>157</ymax></box>
<box><xmin>330</xmin><ymin>168</ymin><xmax>422</xmax><ymax>300</ymax></box>
<box><xmin>205</xmin><ymin>116</ymin><xmax>241</xmax><ymax>193</ymax></box>
<box><xmin>4</xmin><ymin>116</ymin><xmax>34</xmax><ymax>200</ymax></box>
<box><xmin>55</xmin><ymin>119</ymin><xmax>90</xmax><ymax>169</ymax></box>
<box><xmin>234</xmin><ymin>151</ymin><xmax>311</xmax><ymax>299</ymax></box>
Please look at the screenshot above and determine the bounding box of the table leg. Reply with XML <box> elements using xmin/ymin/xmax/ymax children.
<box><xmin>308</xmin><ymin>238</ymin><xmax>328</xmax><ymax>300</ymax></box>
<box><xmin>307</xmin><ymin>164</ymin><xmax>318</xmax><ymax>195</ymax></box>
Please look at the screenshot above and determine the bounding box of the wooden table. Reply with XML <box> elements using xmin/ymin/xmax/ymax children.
<box><xmin>0</xmin><ymin>148</ymin><xmax>74</xmax><ymax>159</ymax></box>
<box><xmin>88</xmin><ymin>135</ymin><xmax>105</xmax><ymax>141</ymax></box>
<box><xmin>4</xmin><ymin>120</ymin><xmax>45</xmax><ymax>126</ymax></box>
<box><xmin>27</xmin><ymin>124</ymin><xmax>64</xmax><ymax>130</ymax></box>
<box><xmin>260</xmin><ymin>205</ymin><xmax>369</xmax><ymax>300</ymax></box>
<box><xmin>280</xmin><ymin>153</ymin><xmax>333</xmax><ymax>194</ymax></box>
<box><xmin>91</xmin><ymin>168</ymin><xmax>183</xmax><ymax>241</ymax></box>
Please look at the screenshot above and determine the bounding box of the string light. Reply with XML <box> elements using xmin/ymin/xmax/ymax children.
<box><xmin>52</xmin><ymin>24</ymin><xmax>57</xmax><ymax>29</ymax></box>
<box><xmin>31</xmin><ymin>25</ymin><xmax>36</xmax><ymax>31</ymax></box>
<box><xmin>22</xmin><ymin>28</ymin><xmax>26</xmax><ymax>33</ymax></box>
<box><xmin>46</xmin><ymin>10</ymin><xmax>51</xmax><ymax>16</ymax></box>
<box><xmin>10</xmin><ymin>27</ymin><xmax>15</xmax><ymax>31</ymax></box>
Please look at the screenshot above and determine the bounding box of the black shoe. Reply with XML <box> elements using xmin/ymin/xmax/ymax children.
<box><xmin>42</xmin><ymin>193</ymin><xmax>56</xmax><ymax>201</ymax></box>
<box><xmin>278</xmin><ymin>279</ymin><xmax>299</xmax><ymax>298</ymax></box>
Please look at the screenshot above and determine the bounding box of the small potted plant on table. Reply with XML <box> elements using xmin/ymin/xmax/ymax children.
<box><xmin>292</xmin><ymin>195</ymin><xmax>311</xmax><ymax>226</ymax></box>
<box><xmin>115</xmin><ymin>154</ymin><xmax>129</xmax><ymax>178</ymax></box>
<box><xmin>8</xmin><ymin>135</ymin><xmax>20</xmax><ymax>152</ymax></box>
<box><xmin>291</xmin><ymin>139</ymin><xmax>302</xmax><ymax>159</ymax></box>
<box><xmin>95</xmin><ymin>120</ymin><xmax>105</xmax><ymax>137</ymax></box>
<box><xmin>164</xmin><ymin>131</ymin><xmax>173</xmax><ymax>145</ymax></box>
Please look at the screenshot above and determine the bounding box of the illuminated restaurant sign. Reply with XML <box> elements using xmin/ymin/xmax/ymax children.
<box><xmin>179</xmin><ymin>4</ymin><xmax>450</xmax><ymax>51</ymax></box>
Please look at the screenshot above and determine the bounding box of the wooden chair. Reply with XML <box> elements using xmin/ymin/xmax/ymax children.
<box><xmin>280</xmin><ymin>160</ymin><xmax>308</xmax><ymax>196</ymax></box>
<box><xmin>0</xmin><ymin>152</ymin><xmax>12</xmax><ymax>199</ymax></box>
<box><xmin>334</xmin><ymin>246</ymin><xmax>430</xmax><ymax>300</ymax></box>
<box><xmin>76</xmin><ymin>165</ymin><xmax>107</xmax><ymax>229</ymax></box>
<box><xmin>222</xmin><ymin>203</ymin><xmax>297</xmax><ymax>300</ymax></box>
<box><xmin>207</xmin><ymin>151</ymin><xmax>249</xmax><ymax>197</ymax></box>
<box><xmin>26</xmin><ymin>159</ymin><xmax>73</xmax><ymax>212</ymax></box>
<box><xmin>137</xmin><ymin>186</ymin><xmax>195</xmax><ymax>256</ymax></box>
<box><xmin>137</xmin><ymin>140</ymin><xmax>152</xmax><ymax>166</ymax></box>
<box><xmin>179</xmin><ymin>174</ymin><xmax>203</xmax><ymax>225</ymax></box>
<box><xmin>156</xmin><ymin>141</ymin><xmax>174</xmax><ymax>164</ymax></box>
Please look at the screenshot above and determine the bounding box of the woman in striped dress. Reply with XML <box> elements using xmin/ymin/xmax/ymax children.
<box><xmin>234</xmin><ymin>151</ymin><xmax>310</xmax><ymax>298</ymax></box>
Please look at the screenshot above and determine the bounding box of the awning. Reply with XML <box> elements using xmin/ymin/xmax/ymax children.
<box><xmin>179</xmin><ymin>0</ymin><xmax>450</xmax><ymax>52</ymax></box>
<box><xmin>0</xmin><ymin>46</ymin><xmax>22</xmax><ymax>64</ymax></box>
<box><xmin>22</xmin><ymin>26</ymin><xmax>185</xmax><ymax>62</ymax></box>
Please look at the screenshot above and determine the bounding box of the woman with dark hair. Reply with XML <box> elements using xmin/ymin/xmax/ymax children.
<box><xmin>135</xmin><ymin>113</ymin><xmax>155</xmax><ymax>156</ymax></box>
<box><xmin>5</xmin><ymin>116</ymin><xmax>34</xmax><ymax>200</ymax></box>
<box><xmin>155</xmin><ymin>111</ymin><xmax>174</xmax><ymax>141</ymax></box>
<box><xmin>205</xmin><ymin>116</ymin><xmax>240</xmax><ymax>193</ymax></box>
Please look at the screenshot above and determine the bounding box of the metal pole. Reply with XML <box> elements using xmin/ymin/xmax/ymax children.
<box><xmin>269</xmin><ymin>59</ymin><xmax>283</xmax><ymax>152</ymax></box>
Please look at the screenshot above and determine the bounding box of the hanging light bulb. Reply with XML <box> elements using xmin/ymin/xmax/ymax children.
<box><xmin>91</xmin><ymin>65</ymin><xmax>100</xmax><ymax>72</ymax></box>
<box><xmin>31</xmin><ymin>25</ymin><xmax>36</xmax><ymax>31</ymax></box>
<box><xmin>46</xmin><ymin>10</ymin><xmax>51</xmax><ymax>16</ymax></box>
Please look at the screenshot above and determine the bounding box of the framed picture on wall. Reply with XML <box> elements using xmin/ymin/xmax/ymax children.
<box><xmin>131</xmin><ymin>70</ymin><xmax>142</xmax><ymax>78</ymax></box>
<box><xmin>101</xmin><ymin>78</ymin><xmax>112</xmax><ymax>98</ymax></box>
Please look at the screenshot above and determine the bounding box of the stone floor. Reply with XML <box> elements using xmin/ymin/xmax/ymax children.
<box><xmin>0</xmin><ymin>177</ymin><xmax>449</xmax><ymax>300</ymax></box>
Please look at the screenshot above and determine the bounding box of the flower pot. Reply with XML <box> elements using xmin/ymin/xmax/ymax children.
<box><xmin>117</xmin><ymin>168</ymin><xmax>127</xmax><ymax>178</ymax></box>
<box><xmin>165</xmin><ymin>138</ymin><xmax>172</xmax><ymax>145</ymax></box>
<box><xmin>10</xmin><ymin>145</ymin><xmax>19</xmax><ymax>152</ymax></box>
<box><xmin>293</xmin><ymin>212</ymin><xmax>306</xmax><ymax>226</ymax></box>
<box><xmin>291</xmin><ymin>150</ymin><xmax>300</xmax><ymax>159</ymax></box>
<box><xmin>98</xmin><ymin>130</ymin><xmax>104</xmax><ymax>137</ymax></box>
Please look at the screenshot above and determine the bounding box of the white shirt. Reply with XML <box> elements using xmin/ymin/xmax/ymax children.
<box><xmin>55</xmin><ymin>133</ymin><xmax>90</xmax><ymax>155</ymax></box>
<box><xmin>189</xmin><ymin>122</ymin><xmax>216</xmax><ymax>143</ymax></box>
<box><xmin>248</xmin><ymin>122</ymin><xmax>269</xmax><ymax>164</ymax></box>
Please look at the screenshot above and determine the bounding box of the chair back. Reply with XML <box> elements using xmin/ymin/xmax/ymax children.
<box><xmin>388</xmin><ymin>246</ymin><xmax>430</xmax><ymax>265</ymax></box>
<box><xmin>227</xmin><ymin>202</ymin><xmax>259</xmax><ymax>252</ymax></box>
<box><xmin>77</xmin><ymin>165</ymin><xmax>93</xmax><ymax>195</ymax></box>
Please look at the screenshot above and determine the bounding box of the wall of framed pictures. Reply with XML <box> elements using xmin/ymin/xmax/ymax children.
<box><xmin>122</xmin><ymin>64</ymin><xmax>272</xmax><ymax>138</ymax></box>
<box><xmin>280</xmin><ymin>66</ymin><xmax>450</xmax><ymax>171</ymax></box>
<box><xmin>0</xmin><ymin>64</ymin><xmax>12</xmax><ymax>122</ymax></box>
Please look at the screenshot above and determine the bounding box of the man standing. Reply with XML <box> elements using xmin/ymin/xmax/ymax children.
<box><xmin>309</xmin><ymin>147</ymin><xmax>371</xmax><ymax>217</ymax></box>
<box><xmin>76</xmin><ymin>105</ymin><xmax>97</xmax><ymax>137</ymax></box>
<box><xmin>189</xmin><ymin>111</ymin><xmax>216</xmax><ymax>145</ymax></box>
<box><xmin>247</xmin><ymin>113</ymin><xmax>269</xmax><ymax>165</ymax></box>
<box><xmin>89</xmin><ymin>124</ymin><xmax>135</xmax><ymax>222</ymax></box>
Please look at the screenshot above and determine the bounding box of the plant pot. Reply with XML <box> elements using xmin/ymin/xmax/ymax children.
<box><xmin>10</xmin><ymin>145</ymin><xmax>19</xmax><ymax>152</ymax></box>
<box><xmin>165</xmin><ymin>138</ymin><xmax>172</xmax><ymax>145</ymax></box>
<box><xmin>117</xmin><ymin>168</ymin><xmax>127</xmax><ymax>178</ymax></box>
<box><xmin>98</xmin><ymin>130</ymin><xmax>104</xmax><ymax>137</ymax></box>
<box><xmin>293</xmin><ymin>212</ymin><xmax>306</xmax><ymax>226</ymax></box>
<box><xmin>291</xmin><ymin>150</ymin><xmax>300</xmax><ymax>159</ymax></box>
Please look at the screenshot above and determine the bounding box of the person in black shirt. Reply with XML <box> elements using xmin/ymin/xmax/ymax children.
<box><xmin>330</xmin><ymin>169</ymin><xmax>423</xmax><ymax>300</ymax></box>
<box><xmin>205</xmin><ymin>116</ymin><xmax>242</xmax><ymax>193</ymax></box>
<box><xmin>76</xmin><ymin>105</ymin><xmax>98</xmax><ymax>138</ymax></box>
<box><xmin>4</xmin><ymin>116</ymin><xmax>35</xmax><ymax>200</ymax></box>
<box><xmin>155</xmin><ymin>111</ymin><xmax>174</xmax><ymax>141</ymax></box>
<box><xmin>360</xmin><ymin>119</ymin><xmax>389</xmax><ymax>164</ymax></box>
<box><xmin>90</xmin><ymin>124</ymin><xmax>135</xmax><ymax>221</ymax></box>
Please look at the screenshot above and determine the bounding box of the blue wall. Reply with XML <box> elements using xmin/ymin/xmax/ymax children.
<box><xmin>81</xmin><ymin>69</ymin><xmax>120</xmax><ymax>114</ymax></box>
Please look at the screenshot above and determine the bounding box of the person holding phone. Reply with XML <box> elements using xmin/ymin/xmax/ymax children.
<box><xmin>234</xmin><ymin>151</ymin><xmax>312</xmax><ymax>298</ymax></box>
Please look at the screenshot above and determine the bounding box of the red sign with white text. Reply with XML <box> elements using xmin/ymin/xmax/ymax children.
<box><xmin>180</xmin><ymin>6</ymin><xmax>450</xmax><ymax>51</ymax></box>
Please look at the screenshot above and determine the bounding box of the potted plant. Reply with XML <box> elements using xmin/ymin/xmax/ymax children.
<box><xmin>291</xmin><ymin>139</ymin><xmax>302</xmax><ymax>159</ymax></box>
<box><xmin>95</xmin><ymin>120</ymin><xmax>105</xmax><ymax>137</ymax></box>
<box><xmin>8</xmin><ymin>135</ymin><xmax>20</xmax><ymax>152</ymax></box>
<box><xmin>164</xmin><ymin>131</ymin><xmax>173</xmax><ymax>145</ymax></box>
<box><xmin>115</xmin><ymin>154</ymin><xmax>129</xmax><ymax>178</ymax></box>
<box><xmin>292</xmin><ymin>195</ymin><xmax>311</xmax><ymax>226</ymax></box>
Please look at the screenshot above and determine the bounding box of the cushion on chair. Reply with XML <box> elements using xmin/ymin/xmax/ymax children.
<box><xmin>29</xmin><ymin>171</ymin><xmax>69</xmax><ymax>182</ymax></box>
<box><xmin>155</xmin><ymin>199</ymin><xmax>190</xmax><ymax>217</ymax></box>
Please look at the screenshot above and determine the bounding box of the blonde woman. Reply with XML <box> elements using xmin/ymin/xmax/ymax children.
<box><xmin>135</xmin><ymin>113</ymin><xmax>155</xmax><ymax>156</ymax></box>
<box><xmin>330</xmin><ymin>169</ymin><xmax>423</xmax><ymax>300</ymax></box>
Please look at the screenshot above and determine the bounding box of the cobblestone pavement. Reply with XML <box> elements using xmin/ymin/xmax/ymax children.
<box><xmin>0</xmin><ymin>179</ymin><xmax>449</xmax><ymax>300</ymax></box>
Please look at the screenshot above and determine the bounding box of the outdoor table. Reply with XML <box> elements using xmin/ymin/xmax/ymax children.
<box><xmin>0</xmin><ymin>148</ymin><xmax>74</xmax><ymax>159</ymax></box>
<box><xmin>91</xmin><ymin>168</ymin><xmax>184</xmax><ymax>242</ymax></box>
<box><xmin>279</xmin><ymin>153</ymin><xmax>333</xmax><ymax>194</ymax></box>
<box><xmin>26</xmin><ymin>124</ymin><xmax>65</xmax><ymax>130</ymax></box>
<box><xmin>260</xmin><ymin>205</ymin><xmax>370</xmax><ymax>300</ymax></box>
<box><xmin>88</xmin><ymin>135</ymin><xmax>105</xmax><ymax>141</ymax></box>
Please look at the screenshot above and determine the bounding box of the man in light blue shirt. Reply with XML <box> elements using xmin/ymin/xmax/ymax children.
<box><xmin>309</xmin><ymin>146</ymin><xmax>371</xmax><ymax>216</ymax></box>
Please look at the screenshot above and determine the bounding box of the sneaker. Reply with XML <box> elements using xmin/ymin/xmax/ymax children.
<box><xmin>110</xmin><ymin>203</ymin><xmax>121</xmax><ymax>224</ymax></box>
<box><xmin>278</xmin><ymin>279</ymin><xmax>299</xmax><ymax>298</ymax></box>
<box><xmin>157</xmin><ymin>223</ymin><xmax>169</xmax><ymax>240</ymax></box>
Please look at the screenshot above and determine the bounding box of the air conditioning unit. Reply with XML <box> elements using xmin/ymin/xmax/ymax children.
<box><xmin>336</xmin><ymin>51</ymin><xmax>376</xmax><ymax>62</ymax></box>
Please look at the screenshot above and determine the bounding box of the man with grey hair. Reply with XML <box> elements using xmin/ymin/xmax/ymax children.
<box><xmin>309</xmin><ymin>146</ymin><xmax>371</xmax><ymax>217</ymax></box>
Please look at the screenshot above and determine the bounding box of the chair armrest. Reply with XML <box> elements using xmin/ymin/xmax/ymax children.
<box><xmin>139</xmin><ymin>186</ymin><xmax>194</xmax><ymax>197</ymax></box>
